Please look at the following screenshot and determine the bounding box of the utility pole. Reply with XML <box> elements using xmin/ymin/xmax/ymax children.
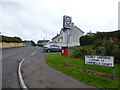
<box><xmin>66</xmin><ymin>29</ymin><xmax>69</xmax><ymax>65</ymax></box>
<box><xmin>63</xmin><ymin>15</ymin><xmax>72</xmax><ymax>65</ymax></box>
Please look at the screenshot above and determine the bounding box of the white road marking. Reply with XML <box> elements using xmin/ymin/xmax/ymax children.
<box><xmin>30</xmin><ymin>48</ymin><xmax>40</xmax><ymax>56</ymax></box>
<box><xmin>18</xmin><ymin>47</ymin><xmax>40</xmax><ymax>89</ymax></box>
<box><xmin>18</xmin><ymin>58</ymin><xmax>28</xmax><ymax>89</ymax></box>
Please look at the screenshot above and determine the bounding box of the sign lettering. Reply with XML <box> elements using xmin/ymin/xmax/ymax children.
<box><xmin>85</xmin><ymin>55</ymin><xmax>114</xmax><ymax>67</ymax></box>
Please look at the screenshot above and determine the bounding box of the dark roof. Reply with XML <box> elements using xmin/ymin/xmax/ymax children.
<box><xmin>61</xmin><ymin>25</ymin><xmax>84</xmax><ymax>33</ymax></box>
<box><xmin>37</xmin><ymin>40</ymin><xmax>50</xmax><ymax>43</ymax></box>
<box><xmin>52</xmin><ymin>34</ymin><xmax>60</xmax><ymax>40</ymax></box>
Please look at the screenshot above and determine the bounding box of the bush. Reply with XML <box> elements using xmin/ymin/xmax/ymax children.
<box><xmin>80</xmin><ymin>30</ymin><xmax>120</xmax><ymax>46</ymax></box>
<box><xmin>1</xmin><ymin>35</ymin><xmax>22</xmax><ymax>43</ymax></box>
<box><xmin>70</xmin><ymin>46</ymin><xmax>95</xmax><ymax>58</ymax></box>
<box><xmin>112</xmin><ymin>48</ymin><xmax>120</xmax><ymax>63</ymax></box>
<box><xmin>31</xmin><ymin>40</ymin><xmax>36</xmax><ymax>46</ymax></box>
<box><xmin>99</xmin><ymin>38</ymin><xmax>120</xmax><ymax>64</ymax></box>
<box><xmin>80</xmin><ymin>35</ymin><xmax>94</xmax><ymax>46</ymax></box>
<box><xmin>94</xmin><ymin>39</ymin><xmax>104</xmax><ymax>48</ymax></box>
<box><xmin>71</xmin><ymin>38</ymin><xmax>120</xmax><ymax>64</ymax></box>
<box><xmin>14</xmin><ymin>37</ymin><xmax>22</xmax><ymax>43</ymax></box>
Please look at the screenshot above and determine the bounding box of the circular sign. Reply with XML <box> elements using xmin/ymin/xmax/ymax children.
<box><xmin>65</xmin><ymin>16</ymin><xmax>71</xmax><ymax>25</ymax></box>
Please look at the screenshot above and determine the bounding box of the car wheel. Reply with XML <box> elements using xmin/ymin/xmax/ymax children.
<box><xmin>47</xmin><ymin>49</ymin><xmax>51</xmax><ymax>53</ymax></box>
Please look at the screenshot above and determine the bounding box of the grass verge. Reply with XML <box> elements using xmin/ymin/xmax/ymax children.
<box><xmin>46</xmin><ymin>53</ymin><xmax>119</xmax><ymax>88</ymax></box>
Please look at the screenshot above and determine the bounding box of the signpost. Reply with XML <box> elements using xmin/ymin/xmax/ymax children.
<box><xmin>63</xmin><ymin>15</ymin><xmax>72</xmax><ymax>29</ymax></box>
<box><xmin>63</xmin><ymin>15</ymin><xmax>72</xmax><ymax>65</ymax></box>
<box><xmin>84</xmin><ymin>55</ymin><xmax>115</xmax><ymax>75</ymax></box>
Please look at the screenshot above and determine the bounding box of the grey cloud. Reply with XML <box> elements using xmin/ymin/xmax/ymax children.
<box><xmin>0</xmin><ymin>0</ymin><xmax>118</xmax><ymax>43</ymax></box>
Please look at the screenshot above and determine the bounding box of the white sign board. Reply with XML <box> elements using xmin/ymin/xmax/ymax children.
<box><xmin>63</xmin><ymin>15</ymin><xmax>72</xmax><ymax>29</ymax></box>
<box><xmin>85</xmin><ymin>55</ymin><xmax>114</xmax><ymax>67</ymax></box>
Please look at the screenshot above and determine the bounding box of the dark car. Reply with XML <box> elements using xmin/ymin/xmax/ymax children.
<box><xmin>43</xmin><ymin>44</ymin><xmax>61</xmax><ymax>52</ymax></box>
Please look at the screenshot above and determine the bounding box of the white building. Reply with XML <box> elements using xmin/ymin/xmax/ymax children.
<box><xmin>37</xmin><ymin>40</ymin><xmax>50</xmax><ymax>47</ymax></box>
<box><xmin>52</xmin><ymin>23</ymin><xmax>84</xmax><ymax>46</ymax></box>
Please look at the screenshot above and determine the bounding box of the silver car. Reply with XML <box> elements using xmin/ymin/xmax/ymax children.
<box><xmin>43</xmin><ymin>44</ymin><xmax>61</xmax><ymax>52</ymax></box>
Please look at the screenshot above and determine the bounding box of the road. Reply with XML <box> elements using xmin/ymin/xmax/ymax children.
<box><xmin>2</xmin><ymin>43</ymin><xmax>96</xmax><ymax>88</ymax></box>
<box><xmin>2</xmin><ymin>45</ymin><xmax>38</xmax><ymax>88</ymax></box>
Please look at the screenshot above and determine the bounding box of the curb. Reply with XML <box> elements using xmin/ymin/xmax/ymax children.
<box><xmin>1</xmin><ymin>46</ymin><xmax>25</xmax><ymax>49</ymax></box>
<box><xmin>18</xmin><ymin>58</ymin><xmax>28</xmax><ymax>90</ymax></box>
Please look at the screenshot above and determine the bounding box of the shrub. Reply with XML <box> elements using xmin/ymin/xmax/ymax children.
<box><xmin>112</xmin><ymin>48</ymin><xmax>120</xmax><ymax>63</ymax></box>
<box><xmin>100</xmin><ymin>38</ymin><xmax>120</xmax><ymax>63</ymax></box>
<box><xmin>80</xmin><ymin>35</ymin><xmax>94</xmax><ymax>46</ymax></box>
<box><xmin>31</xmin><ymin>40</ymin><xmax>36</xmax><ymax>46</ymax></box>
<box><xmin>72</xmin><ymin>37</ymin><xmax>120</xmax><ymax>64</ymax></box>
<box><xmin>14</xmin><ymin>37</ymin><xmax>22</xmax><ymax>43</ymax></box>
<box><xmin>70</xmin><ymin>46</ymin><xmax>95</xmax><ymax>58</ymax></box>
<box><xmin>1</xmin><ymin>35</ymin><xmax>22</xmax><ymax>43</ymax></box>
<box><xmin>94</xmin><ymin>39</ymin><xmax>104</xmax><ymax>48</ymax></box>
<box><xmin>80</xmin><ymin>30</ymin><xmax>120</xmax><ymax>46</ymax></box>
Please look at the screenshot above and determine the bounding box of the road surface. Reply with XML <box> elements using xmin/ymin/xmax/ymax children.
<box><xmin>21</xmin><ymin>48</ymin><xmax>96</xmax><ymax>88</ymax></box>
<box><xmin>2</xmin><ymin>43</ymin><xmax>97</xmax><ymax>88</ymax></box>
<box><xmin>2</xmin><ymin>45</ymin><xmax>38</xmax><ymax>88</ymax></box>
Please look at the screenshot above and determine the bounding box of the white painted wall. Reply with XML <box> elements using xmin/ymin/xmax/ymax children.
<box><xmin>52</xmin><ymin>25</ymin><xmax>84</xmax><ymax>46</ymax></box>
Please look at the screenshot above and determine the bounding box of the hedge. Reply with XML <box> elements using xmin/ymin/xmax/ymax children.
<box><xmin>0</xmin><ymin>35</ymin><xmax>22</xmax><ymax>43</ymax></box>
<box><xmin>80</xmin><ymin>30</ymin><xmax>120</xmax><ymax>46</ymax></box>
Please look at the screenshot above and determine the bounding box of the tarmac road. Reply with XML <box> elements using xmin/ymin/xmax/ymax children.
<box><xmin>21</xmin><ymin>48</ymin><xmax>97</xmax><ymax>88</ymax></box>
<box><xmin>2</xmin><ymin>46</ymin><xmax>38</xmax><ymax>88</ymax></box>
<box><xmin>2</xmin><ymin>44</ymin><xmax>97</xmax><ymax>88</ymax></box>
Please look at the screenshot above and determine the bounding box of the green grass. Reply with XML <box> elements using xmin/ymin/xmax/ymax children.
<box><xmin>46</xmin><ymin>53</ymin><xmax>120</xmax><ymax>88</ymax></box>
<box><xmin>69</xmin><ymin>45</ymin><xmax>94</xmax><ymax>50</ymax></box>
<box><xmin>69</xmin><ymin>45</ymin><xmax>82</xmax><ymax>50</ymax></box>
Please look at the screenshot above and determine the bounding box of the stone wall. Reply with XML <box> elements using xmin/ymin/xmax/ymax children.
<box><xmin>0</xmin><ymin>42</ymin><xmax>24</xmax><ymax>48</ymax></box>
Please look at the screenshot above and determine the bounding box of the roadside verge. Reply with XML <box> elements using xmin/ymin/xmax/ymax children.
<box><xmin>46</xmin><ymin>53</ymin><xmax>119</xmax><ymax>88</ymax></box>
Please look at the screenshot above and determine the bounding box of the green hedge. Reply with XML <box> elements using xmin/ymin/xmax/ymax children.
<box><xmin>0</xmin><ymin>35</ymin><xmax>22</xmax><ymax>43</ymax></box>
<box><xmin>80</xmin><ymin>35</ymin><xmax>94</xmax><ymax>46</ymax></box>
<box><xmin>80</xmin><ymin>30</ymin><xmax>120</xmax><ymax>46</ymax></box>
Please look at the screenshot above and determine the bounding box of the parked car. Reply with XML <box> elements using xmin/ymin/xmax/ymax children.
<box><xmin>43</xmin><ymin>44</ymin><xmax>61</xmax><ymax>52</ymax></box>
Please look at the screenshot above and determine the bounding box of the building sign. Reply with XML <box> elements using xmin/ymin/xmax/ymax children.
<box><xmin>63</xmin><ymin>15</ymin><xmax>72</xmax><ymax>29</ymax></box>
<box><xmin>85</xmin><ymin>55</ymin><xmax>114</xmax><ymax>67</ymax></box>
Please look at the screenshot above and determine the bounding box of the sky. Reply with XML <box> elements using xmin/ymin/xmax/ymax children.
<box><xmin>0</xmin><ymin>0</ymin><xmax>119</xmax><ymax>43</ymax></box>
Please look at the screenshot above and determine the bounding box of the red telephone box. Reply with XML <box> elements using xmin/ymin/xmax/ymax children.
<box><xmin>61</xmin><ymin>47</ymin><xmax>68</xmax><ymax>57</ymax></box>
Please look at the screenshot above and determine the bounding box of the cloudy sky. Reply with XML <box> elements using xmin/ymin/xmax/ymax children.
<box><xmin>0</xmin><ymin>0</ymin><xmax>119</xmax><ymax>43</ymax></box>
